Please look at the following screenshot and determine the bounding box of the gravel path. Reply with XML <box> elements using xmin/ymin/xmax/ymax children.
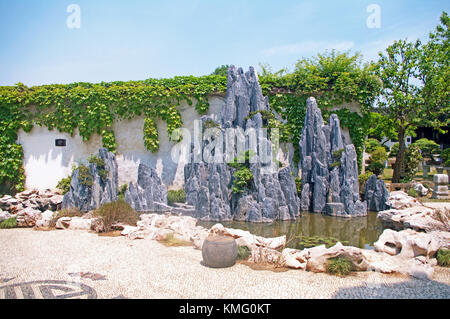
<box><xmin>0</xmin><ymin>228</ymin><xmax>449</xmax><ymax>299</ymax></box>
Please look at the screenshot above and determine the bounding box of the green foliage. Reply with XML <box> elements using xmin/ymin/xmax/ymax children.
<box><xmin>0</xmin><ymin>76</ymin><xmax>226</xmax><ymax>191</ymax></box>
<box><xmin>327</xmin><ymin>256</ymin><xmax>353</xmax><ymax>276</ymax></box>
<box><xmin>118</xmin><ymin>184</ymin><xmax>128</xmax><ymax>200</ymax></box>
<box><xmin>407</xmin><ymin>187</ymin><xmax>419</xmax><ymax>198</ymax></box>
<box><xmin>412</xmin><ymin>138</ymin><xmax>440</xmax><ymax>157</ymax></box>
<box><xmin>88</xmin><ymin>155</ymin><xmax>107</xmax><ymax>180</ymax></box>
<box><xmin>365</xmin><ymin>138</ymin><xmax>381</xmax><ymax>154</ymax></box>
<box><xmin>376</xmin><ymin>12</ymin><xmax>449</xmax><ymax>183</ymax></box>
<box><xmin>368</xmin><ymin>146</ymin><xmax>387</xmax><ymax>176</ymax></box>
<box><xmin>56</xmin><ymin>176</ymin><xmax>72</xmax><ymax>195</ymax></box>
<box><xmin>237</xmin><ymin>246</ymin><xmax>251</xmax><ymax>260</ymax></box>
<box><xmin>93</xmin><ymin>199</ymin><xmax>139</xmax><ymax>232</ymax></box>
<box><xmin>389</xmin><ymin>143</ymin><xmax>399</xmax><ymax>158</ymax></box>
<box><xmin>77</xmin><ymin>164</ymin><xmax>93</xmax><ymax>187</ymax></box>
<box><xmin>0</xmin><ymin>217</ymin><xmax>17</xmax><ymax>229</ymax></box>
<box><xmin>202</xmin><ymin>119</ymin><xmax>220</xmax><ymax>132</ymax></box>
<box><xmin>419</xmin><ymin>12</ymin><xmax>450</xmax><ymax>128</ymax></box>
<box><xmin>436</xmin><ymin>248</ymin><xmax>450</xmax><ymax>267</ymax></box>
<box><xmin>441</xmin><ymin>148</ymin><xmax>450</xmax><ymax>167</ymax></box>
<box><xmin>401</xmin><ymin>143</ymin><xmax>423</xmax><ymax>182</ymax></box>
<box><xmin>359</xmin><ymin>171</ymin><xmax>374</xmax><ymax>192</ymax></box>
<box><xmin>231</xmin><ymin>167</ymin><xmax>253</xmax><ymax>194</ymax></box>
<box><xmin>167</xmin><ymin>189</ymin><xmax>186</xmax><ymax>205</ymax></box>
<box><xmin>211</xmin><ymin>65</ymin><xmax>230</xmax><ymax>76</ymax></box>
<box><xmin>294</xmin><ymin>177</ymin><xmax>302</xmax><ymax>197</ymax></box>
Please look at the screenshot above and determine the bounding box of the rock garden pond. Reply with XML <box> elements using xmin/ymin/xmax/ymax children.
<box><xmin>198</xmin><ymin>211</ymin><xmax>383</xmax><ymax>250</ymax></box>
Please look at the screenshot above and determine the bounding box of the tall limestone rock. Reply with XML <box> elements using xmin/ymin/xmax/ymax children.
<box><xmin>62</xmin><ymin>148</ymin><xmax>119</xmax><ymax>211</ymax></box>
<box><xmin>184</xmin><ymin>66</ymin><xmax>300</xmax><ymax>222</ymax></box>
<box><xmin>124</xmin><ymin>164</ymin><xmax>168</xmax><ymax>212</ymax></box>
<box><xmin>299</xmin><ymin>97</ymin><xmax>367</xmax><ymax>217</ymax></box>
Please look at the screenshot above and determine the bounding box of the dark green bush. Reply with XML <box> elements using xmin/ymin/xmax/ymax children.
<box><xmin>367</xmin><ymin>162</ymin><xmax>385</xmax><ymax>176</ymax></box>
<box><xmin>436</xmin><ymin>248</ymin><xmax>450</xmax><ymax>267</ymax></box>
<box><xmin>237</xmin><ymin>246</ymin><xmax>251</xmax><ymax>260</ymax></box>
<box><xmin>167</xmin><ymin>189</ymin><xmax>186</xmax><ymax>205</ymax></box>
<box><xmin>441</xmin><ymin>148</ymin><xmax>450</xmax><ymax>167</ymax></box>
<box><xmin>118</xmin><ymin>184</ymin><xmax>128</xmax><ymax>200</ymax></box>
<box><xmin>0</xmin><ymin>217</ymin><xmax>17</xmax><ymax>229</ymax></box>
<box><xmin>56</xmin><ymin>176</ymin><xmax>72</xmax><ymax>194</ymax></box>
<box><xmin>327</xmin><ymin>256</ymin><xmax>353</xmax><ymax>276</ymax></box>
<box><xmin>93</xmin><ymin>199</ymin><xmax>139</xmax><ymax>232</ymax></box>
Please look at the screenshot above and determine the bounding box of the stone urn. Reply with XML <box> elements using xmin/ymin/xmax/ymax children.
<box><xmin>202</xmin><ymin>235</ymin><xmax>238</xmax><ymax>268</ymax></box>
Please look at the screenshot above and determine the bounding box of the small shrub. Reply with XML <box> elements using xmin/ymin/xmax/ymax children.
<box><xmin>294</xmin><ymin>177</ymin><xmax>302</xmax><ymax>197</ymax></box>
<box><xmin>118</xmin><ymin>184</ymin><xmax>128</xmax><ymax>200</ymax></box>
<box><xmin>93</xmin><ymin>199</ymin><xmax>139</xmax><ymax>232</ymax></box>
<box><xmin>237</xmin><ymin>246</ymin><xmax>251</xmax><ymax>260</ymax></box>
<box><xmin>332</xmin><ymin>148</ymin><xmax>344</xmax><ymax>159</ymax></box>
<box><xmin>412</xmin><ymin>138</ymin><xmax>440</xmax><ymax>158</ymax></box>
<box><xmin>0</xmin><ymin>217</ymin><xmax>17</xmax><ymax>229</ymax></box>
<box><xmin>167</xmin><ymin>189</ymin><xmax>186</xmax><ymax>205</ymax></box>
<box><xmin>365</xmin><ymin>138</ymin><xmax>381</xmax><ymax>154</ymax></box>
<box><xmin>231</xmin><ymin>167</ymin><xmax>253</xmax><ymax>194</ymax></box>
<box><xmin>88</xmin><ymin>155</ymin><xmax>107</xmax><ymax>180</ymax></box>
<box><xmin>78</xmin><ymin>165</ymin><xmax>93</xmax><ymax>187</ymax></box>
<box><xmin>56</xmin><ymin>176</ymin><xmax>72</xmax><ymax>195</ymax></box>
<box><xmin>441</xmin><ymin>148</ymin><xmax>450</xmax><ymax>167</ymax></box>
<box><xmin>407</xmin><ymin>187</ymin><xmax>419</xmax><ymax>198</ymax></box>
<box><xmin>327</xmin><ymin>256</ymin><xmax>353</xmax><ymax>276</ymax></box>
<box><xmin>436</xmin><ymin>248</ymin><xmax>450</xmax><ymax>267</ymax></box>
<box><xmin>358</xmin><ymin>171</ymin><xmax>373</xmax><ymax>192</ymax></box>
<box><xmin>367</xmin><ymin>162</ymin><xmax>385</xmax><ymax>176</ymax></box>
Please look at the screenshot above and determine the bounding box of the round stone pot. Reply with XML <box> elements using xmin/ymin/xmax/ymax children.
<box><xmin>202</xmin><ymin>235</ymin><xmax>238</xmax><ymax>268</ymax></box>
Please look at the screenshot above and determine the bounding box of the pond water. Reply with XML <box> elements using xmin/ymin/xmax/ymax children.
<box><xmin>197</xmin><ymin>211</ymin><xmax>384</xmax><ymax>250</ymax></box>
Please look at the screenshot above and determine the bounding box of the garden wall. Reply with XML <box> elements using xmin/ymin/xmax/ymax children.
<box><xmin>16</xmin><ymin>96</ymin><xmax>354</xmax><ymax>190</ymax></box>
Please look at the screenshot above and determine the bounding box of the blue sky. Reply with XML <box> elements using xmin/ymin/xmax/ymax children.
<box><xmin>0</xmin><ymin>0</ymin><xmax>448</xmax><ymax>86</ymax></box>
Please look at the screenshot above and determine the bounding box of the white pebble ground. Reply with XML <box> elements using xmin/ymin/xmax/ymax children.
<box><xmin>0</xmin><ymin>228</ymin><xmax>449</xmax><ymax>299</ymax></box>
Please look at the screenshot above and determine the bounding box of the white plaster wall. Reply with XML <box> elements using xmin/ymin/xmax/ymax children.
<box><xmin>17</xmin><ymin>96</ymin><xmax>225</xmax><ymax>190</ymax></box>
<box><xmin>17</xmin><ymin>127</ymin><xmax>103</xmax><ymax>190</ymax></box>
<box><xmin>17</xmin><ymin>96</ymin><xmax>361</xmax><ymax>191</ymax></box>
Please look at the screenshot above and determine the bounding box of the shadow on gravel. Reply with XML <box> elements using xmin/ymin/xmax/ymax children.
<box><xmin>332</xmin><ymin>277</ymin><xmax>450</xmax><ymax>299</ymax></box>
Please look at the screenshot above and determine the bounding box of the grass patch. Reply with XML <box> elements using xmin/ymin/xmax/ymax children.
<box><xmin>327</xmin><ymin>256</ymin><xmax>353</xmax><ymax>276</ymax></box>
<box><xmin>237</xmin><ymin>246</ymin><xmax>251</xmax><ymax>260</ymax></box>
<box><xmin>436</xmin><ymin>248</ymin><xmax>450</xmax><ymax>267</ymax></box>
<box><xmin>167</xmin><ymin>189</ymin><xmax>186</xmax><ymax>206</ymax></box>
<box><xmin>158</xmin><ymin>233</ymin><xmax>192</xmax><ymax>247</ymax></box>
<box><xmin>93</xmin><ymin>199</ymin><xmax>139</xmax><ymax>232</ymax></box>
<box><xmin>0</xmin><ymin>217</ymin><xmax>17</xmax><ymax>229</ymax></box>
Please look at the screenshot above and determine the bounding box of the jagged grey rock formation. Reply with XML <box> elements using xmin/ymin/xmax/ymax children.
<box><xmin>184</xmin><ymin>66</ymin><xmax>300</xmax><ymax>222</ymax></box>
<box><xmin>62</xmin><ymin>148</ymin><xmax>118</xmax><ymax>211</ymax></box>
<box><xmin>364</xmin><ymin>174</ymin><xmax>390</xmax><ymax>211</ymax></box>
<box><xmin>124</xmin><ymin>163</ymin><xmax>168</xmax><ymax>212</ymax></box>
<box><xmin>299</xmin><ymin>97</ymin><xmax>367</xmax><ymax>217</ymax></box>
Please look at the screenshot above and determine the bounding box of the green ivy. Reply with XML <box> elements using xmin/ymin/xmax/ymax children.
<box><xmin>0</xmin><ymin>55</ymin><xmax>379</xmax><ymax>193</ymax></box>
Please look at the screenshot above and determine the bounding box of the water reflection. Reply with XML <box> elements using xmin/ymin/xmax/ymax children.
<box><xmin>197</xmin><ymin>211</ymin><xmax>383</xmax><ymax>249</ymax></box>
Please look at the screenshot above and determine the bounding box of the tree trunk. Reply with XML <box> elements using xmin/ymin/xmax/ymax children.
<box><xmin>392</xmin><ymin>127</ymin><xmax>406</xmax><ymax>183</ymax></box>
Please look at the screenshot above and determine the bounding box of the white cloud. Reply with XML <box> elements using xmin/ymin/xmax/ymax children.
<box><xmin>262</xmin><ymin>41</ymin><xmax>355</xmax><ymax>57</ymax></box>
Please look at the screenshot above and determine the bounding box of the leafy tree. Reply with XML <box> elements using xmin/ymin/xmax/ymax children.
<box><xmin>376</xmin><ymin>39</ymin><xmax>423</xmax><ymax>182</ymax></box>
<box><xmin>211</xmin><ymin>65</ymin><xmax>230</xmax><ymax>76</ymax></box>
<box><xmin>412</xmin><ymin>138</ymin><xmax>440</xmax><ymax>158</ymax></box>
<box><xmin>365</xmin><ymin>138</ymin><xmax>381</xmax><ymax>153</ymax></box>
<box><xmin>419</xmin><ymin>12</ymin><xmax>450</xmax><ymax>128</ymax></box>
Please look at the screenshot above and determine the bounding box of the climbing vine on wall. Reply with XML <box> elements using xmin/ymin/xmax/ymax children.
<box><xmin>0</xmin><ymin>53</ymin><xmax>379</xmax><ymax>193</ymax></box>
